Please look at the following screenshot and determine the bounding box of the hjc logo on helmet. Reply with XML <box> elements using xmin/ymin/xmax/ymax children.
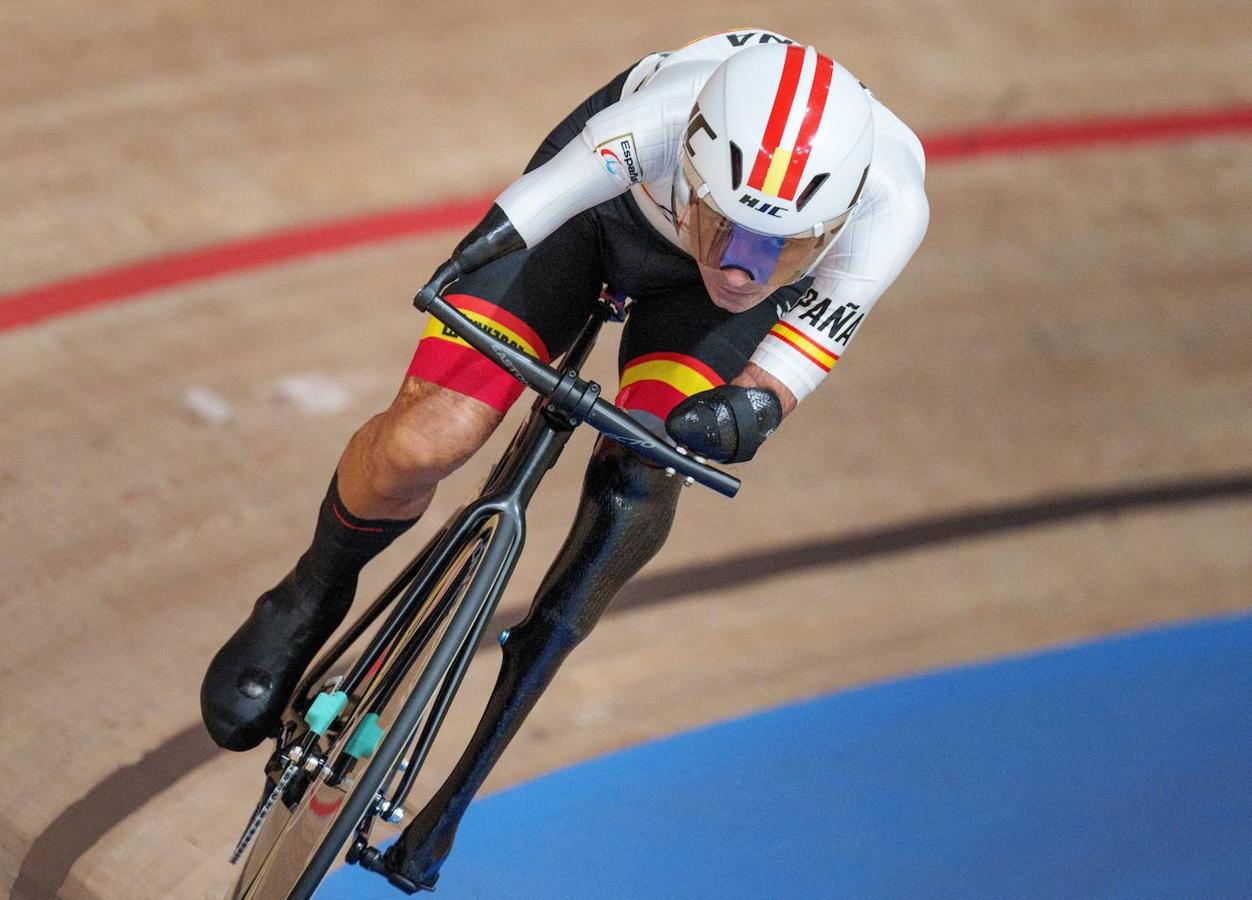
<box><xmin>738</xmin><ymin>195</ymin><xmax>786</xmax><ymax>217</ymax></box>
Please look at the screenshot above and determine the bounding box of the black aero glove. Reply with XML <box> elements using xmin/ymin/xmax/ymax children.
<box><xmin>665</xmin><ymin>385</ymin><xmax>783</xmax><ymax>464</ymax></box>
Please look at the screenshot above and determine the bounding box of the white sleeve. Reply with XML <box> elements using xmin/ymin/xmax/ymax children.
<box><xmin>495</xmin><ymin>62</ymin><xmax>706</xmax><ymax>247</ymax></box>
<box><xmin>494</xmin><ymin>134</ymin><xmax>625</xmax><ymax>247</ymax></box>
<box><xmin>750</xmin><ymin>104</ymin><xmax>929</xmax><ymax>402</ymax></box>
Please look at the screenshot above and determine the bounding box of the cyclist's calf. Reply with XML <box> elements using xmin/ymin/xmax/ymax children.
<box><xmin>338</xmin><ymin>377</ymin><xmax>504</xmax><ymax>521</ymax></box>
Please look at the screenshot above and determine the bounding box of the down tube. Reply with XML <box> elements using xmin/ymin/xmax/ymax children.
<box><xmin>387</xmin><ymin>510</ymin><xmax>529</xmax><ymax>807</ymax></box>
<box><xmin>335</xmin><ymin>502</ymin><xmax>499</xmax><ymax>699</ymax></box>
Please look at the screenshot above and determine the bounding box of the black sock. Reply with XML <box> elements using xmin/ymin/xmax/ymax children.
<box><xmin>292</xmin><ymin>472</ymin><xmax>420</xmax><ymax>598</ymax></box>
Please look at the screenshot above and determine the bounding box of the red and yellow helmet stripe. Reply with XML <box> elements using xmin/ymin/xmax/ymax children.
<box><xmin>746</xmin><ymin>45</ymin><xmax>837</xmax><ymax>202</ymax></box>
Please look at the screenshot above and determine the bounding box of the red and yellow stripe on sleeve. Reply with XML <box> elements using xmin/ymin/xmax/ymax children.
<box><xmin>768</xmin><ymin>321</ymin><xmax>840</xmax><ymax>372</ymax></box>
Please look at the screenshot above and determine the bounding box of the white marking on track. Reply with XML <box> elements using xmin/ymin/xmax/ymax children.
<box><xmin>274</xmin><ymin>372</ymin><xmax>353</xmax><ymax>415</ymax></box>
<box><xmin>181</xmin><ymin>387</ymin><xmax>234</xmax><ymax>426</ymax></box>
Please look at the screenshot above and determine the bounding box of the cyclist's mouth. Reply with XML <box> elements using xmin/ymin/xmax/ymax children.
<box><xmin>698</xmin><ymin>264</ymin><xmax>767</xmax><ymax>309</ymax></box>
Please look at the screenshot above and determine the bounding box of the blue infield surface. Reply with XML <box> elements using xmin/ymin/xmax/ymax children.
<box><xmin>320</xmin><ymin>614</ymin><xmax>1252</xmax><ymax>898</ymax></box>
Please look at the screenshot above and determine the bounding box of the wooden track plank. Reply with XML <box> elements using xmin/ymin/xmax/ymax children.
<box><xmin>1</xmin><ymin>1</ymin><xmax>1250</xmax><ymax>897</ymax></box>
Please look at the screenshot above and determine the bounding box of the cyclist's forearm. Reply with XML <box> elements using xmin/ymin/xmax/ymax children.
<box><xmin>416</xmin><ymin>203</ymin><xmax>525</xmax><ymax>300</ymax></box>
<box><xmin>495</xmin><ymin>133</ymin><xmax>624</xmax><ymax>245</ymax></box>
<box><xmin>449</xmin><ymin>203</ymin><xmax>525</xmax><ymax>273</ymax></box>
<box><xmin>423</xmin><ymin>131</ymin><xmax>627</xmax><ymax>296</ymax></box>
<box><xmin>733</xmin><ymin>362</ymin><xmax>798</xmax><ymax>418</ymax></box>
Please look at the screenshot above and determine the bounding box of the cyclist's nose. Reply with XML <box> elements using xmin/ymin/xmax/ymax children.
<box><xmin>720</xmin><ymin>267</ymin><xmax>753</xmax><ymax>289</ymax></box>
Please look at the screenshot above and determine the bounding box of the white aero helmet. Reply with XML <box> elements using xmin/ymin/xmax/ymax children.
<box><xmin>673</xmin><ymin>42</ymin><xmax>874</xmax><ymax>288</ymax></box>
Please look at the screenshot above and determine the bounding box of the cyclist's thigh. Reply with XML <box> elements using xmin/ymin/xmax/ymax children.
<box><xmin>407</xmin><ymin>215</ymin><xmax>604</xmax><ymax>414</ymax></box>
<box><xmin>406</xmin><ymin>65</ymin><xmax>635</xmax><ymax>414</ymax></box>
<box><xmin>615</xmin><ymin>279</ymin><xmax>812</xmax><ymax>434</ymax></box>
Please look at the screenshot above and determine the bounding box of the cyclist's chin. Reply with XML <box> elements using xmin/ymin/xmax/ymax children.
<box><xmin>709</xmin><ymin>290</ymin><xmax>768</xmax><ymax>313</ymax></box>
<box><xmin>700</xmin><ymin>275</ymin><xmax>769</xmax><ymax>312</ymax></box>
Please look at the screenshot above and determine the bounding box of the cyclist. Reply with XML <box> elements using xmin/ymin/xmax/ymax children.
<box><xmin>203</xmin><ymin>28</ymin><xmax>928</xmax><ymax>889</ymax></box>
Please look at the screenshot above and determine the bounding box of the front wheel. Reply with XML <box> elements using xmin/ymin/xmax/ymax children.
<box><xmin>226</xmin><ymin>518</ymin><xmax>508</xmax><ymax>900</ymax></box>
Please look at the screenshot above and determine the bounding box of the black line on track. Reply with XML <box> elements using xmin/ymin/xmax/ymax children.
<box><xmin>611</xmin><ymin>471</ymin><xmax>1252</xmax><ymax>613</ymax></box>
<box><xmin>16</xmin><ymin>470</ymin><xmax>1252</xmax><ymax>897</ymax></box>
<box><xmin>12</xmin><ymin>724</ymin><xmax>220</xmax><ymax>899</ymax></box>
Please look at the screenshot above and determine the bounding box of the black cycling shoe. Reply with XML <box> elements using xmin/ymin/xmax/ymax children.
<box><xmin>201</xmin><ymin>564</ymin><xmax>355</xmax><ymax>751</ymax></box>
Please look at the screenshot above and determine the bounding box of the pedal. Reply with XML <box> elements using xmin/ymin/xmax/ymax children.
<box><xmin>229</xmin><ymin>760</ymin><xmax>299</xmax><ymax>863</ymax></box>
<box><xmin>356</xmin><ymin>846</ymin><xmax>439</xmax><ymax>894</ymax></box>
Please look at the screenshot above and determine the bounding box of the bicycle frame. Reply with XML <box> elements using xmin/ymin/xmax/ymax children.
<box><xmin>238</xmin><ymin>272</ymin><xmax>746</xmax><ymax>897</ymax></box>
<box><xmin>285</xmin><ymin>306</ymin><xmax>611</xmax><ymax>897</ymax></box>
<box><xmin>369</xmin><ymin>304</ymin><xmax>614</xmax><ymax>814</ymax></box>
<box><xmin>293</xmin><ymin>303</ymin><xmax>607</xmax><ymax>709</ymax></box>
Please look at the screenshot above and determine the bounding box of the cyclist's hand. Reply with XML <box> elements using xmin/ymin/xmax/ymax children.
<box><xmin>665</xmin><ymin>385</ymin><xmax>782</xmax><ymax>463</ymax></box>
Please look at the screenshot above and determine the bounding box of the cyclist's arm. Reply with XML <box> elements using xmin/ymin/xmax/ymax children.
<box><xmin>494</xmin><ymin>62</ymin><xmax>704</xmax><ymax>247</ymax></box>
<box><xmin>425</xmin><ymin>61</ymin><xmax>706</xmax><ymax>294</ymax></box>
<box><xmin>748</xmin><ymin>102</ymin><xmax>930</xmax><ymax>406</ymax></box>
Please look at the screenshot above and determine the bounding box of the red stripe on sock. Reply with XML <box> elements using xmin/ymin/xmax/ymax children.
<box><xmin>331</xmin><ymin>502</ymin><xmax>386</xmax><ymax>533</ymax></box>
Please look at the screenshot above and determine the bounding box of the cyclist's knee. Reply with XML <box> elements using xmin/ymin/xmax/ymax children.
<box><xmin>588</xmin><ymin>436</ymin><xmax>682</xmax><ymax>508</ymax></box>
<box><xmin>505</xmin><ymin>439</ymin><xmax>682</xmax><ymax>654</ymax></box>
<box><xmin>367</xmin><ymin>378</ymin><xmax>502</xmax><ymax>494</ymax></box>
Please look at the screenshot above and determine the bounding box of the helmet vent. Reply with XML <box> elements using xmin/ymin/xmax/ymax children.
<box><xmin>729</xmin><ymin>141</ymin><xmax>743</xmax><ymax>190</ymax></box>
<box><xmin>795</xmin><ymin>172</ymin><xmax>829</xmax><ymax>212</ymax></box>
<box><xmin>850</xmin><ymin>165</ymin><xmax>870</xmax><ymax>206</ymax></box>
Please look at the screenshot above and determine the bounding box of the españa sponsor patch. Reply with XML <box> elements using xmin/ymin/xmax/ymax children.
<box><xmin>596</xmin><ymin>133</ymin><xmax>643</xmax><ymax>184</ymax></box>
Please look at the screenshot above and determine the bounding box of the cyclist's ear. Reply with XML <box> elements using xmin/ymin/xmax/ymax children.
<box><xmin>665</xmin><ymin>385</ymin><xmax>782</xmax><ymax>463</ymax></box>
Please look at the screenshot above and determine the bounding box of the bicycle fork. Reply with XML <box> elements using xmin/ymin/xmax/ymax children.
<box><xmin>296</xmin><ymin>411</ymin><xmax>580</xmax><ymax>896</ymax></box>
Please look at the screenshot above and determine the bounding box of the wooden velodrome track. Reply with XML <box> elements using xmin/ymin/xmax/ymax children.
<box><xmin>3</xmin><ymin>1</ymin><xmax>1250</xmax><ymax>897</ymax></box>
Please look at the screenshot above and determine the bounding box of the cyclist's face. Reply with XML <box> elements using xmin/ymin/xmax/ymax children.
<box><xmin>698</xmin><ymin>263</ymin><xmax>772</xmax><ymax>313</ymax></box>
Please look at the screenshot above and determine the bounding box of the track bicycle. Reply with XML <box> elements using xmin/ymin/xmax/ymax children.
<box><xmin>224</xmin><ymin>279</ymin><xmax>740</xmax><ymax>899</ymax></box>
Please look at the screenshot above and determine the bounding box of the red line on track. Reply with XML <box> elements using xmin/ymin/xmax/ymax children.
<box><xmin>0</xmin><ymin>196</ymin><xmax>495</xmax><ymax>332</ymax></box>
<box><xmin>922</xmin><ymin>105</ymin><xmax>1252</xmax><ymax>160</ymax></box>
<box><xmin>2</xmin><ymin>104</ymin><xmax>1250</xmax><ymax>334</ymax></box>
